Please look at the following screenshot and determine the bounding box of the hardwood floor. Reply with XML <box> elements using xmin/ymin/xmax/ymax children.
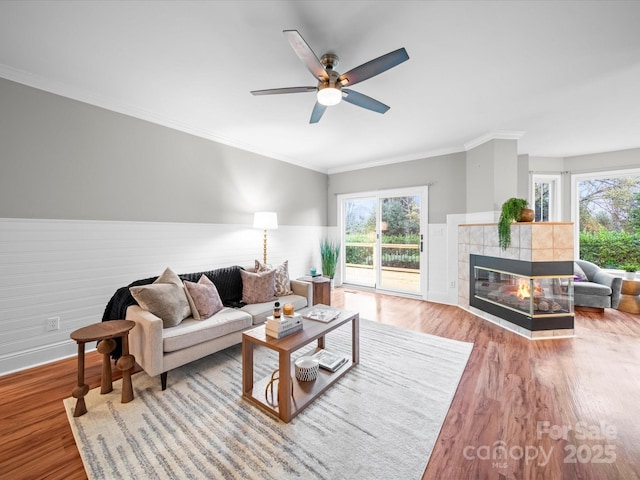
<box><xmin>1</xmin><ymin>290</ymin><xmax>639</xmax><ymax>479</ymax></box>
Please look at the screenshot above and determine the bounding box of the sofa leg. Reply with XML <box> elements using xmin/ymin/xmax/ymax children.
<box><xmin>161</xmin><ymin>371</ymin><xmax>168</xmax><ymax>390</ymax></box>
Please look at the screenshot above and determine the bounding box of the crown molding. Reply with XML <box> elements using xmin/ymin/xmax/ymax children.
<box><xmin>463</xmin><ymin>131</ymin><xmax>526</xmax><ymax>151</ymax></box>
<box><xmin>327</xmin><ymin>146</ymin><xmax>465</xmax><ymax>174</ymax></box>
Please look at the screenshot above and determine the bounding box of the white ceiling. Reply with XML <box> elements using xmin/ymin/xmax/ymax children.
<box><xmin>1</xmin><ymin>1</ymin><xmax>639</xmax><ymax>173</ymax></box>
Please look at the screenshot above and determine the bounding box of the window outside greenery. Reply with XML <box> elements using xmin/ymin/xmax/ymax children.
<box><xmin>345</xmin><ymin>196</ymin><xmax>420</xmax><ymax>270</ymax></box>
<box><xmin>579</xmin><ymin>175</ymin><xmax>640</xmax><ymax>268</ymax></box>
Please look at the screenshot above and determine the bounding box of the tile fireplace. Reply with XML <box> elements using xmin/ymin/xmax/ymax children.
<box><xmin>458</xmin><ymin>222</ymin><xmax>575</xmax><ymax>339</ymax></box>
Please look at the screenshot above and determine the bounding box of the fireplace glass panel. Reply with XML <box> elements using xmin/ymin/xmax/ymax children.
<box><xmin>474</xmin><ymin>267</ymin><xmax>574</xmax><ymax>317</ymax></box>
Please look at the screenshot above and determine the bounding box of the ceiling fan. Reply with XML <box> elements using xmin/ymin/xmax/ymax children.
<box><xmin>251</xmin><ymin>30</ymin><xmax>409</xmax><ymax>123</ymax></box>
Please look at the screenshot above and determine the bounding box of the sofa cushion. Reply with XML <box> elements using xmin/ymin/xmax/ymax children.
<box><xmin>130</xmin><ymin>283</ymin><xmax>191</xmax><ymax>328</ymax></box>
<box><xmin>184</xmin><ymin>275</ymin><xmax>223</xmax><ymax>320</ymax></box>
<box><xmin>573</xmin><ymin>281</ymin><xmax>612</xmax><ymax>297</ymax></box>
<box><xmin>162</xmin><ymin>308</ymin><xmax>252</xmax><ymax>353</ymax></box>
<box><xmin>241</xmin><ymin>293</ymin><xmax>309</xmax><ymax>325</ymax></box>
<box><xmin>255</xmin><ymin>259</ymin><xmax>292</xmax><ymax>296</ymax></box>
<box><xmin>241</xmin><ymin>269</ymin><xmax>278</xmax><ymax>304</ymax></box>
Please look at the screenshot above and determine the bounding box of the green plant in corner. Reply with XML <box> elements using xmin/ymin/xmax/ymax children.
<box><xmin>320</xmin><ymin>239</ymin><xmax>340</xmax><ymax>279</ymax></box>
<box><xmin>498</xmin><ymin>198</ymin><xmax>529</xmax><ymax>250</ymax></box>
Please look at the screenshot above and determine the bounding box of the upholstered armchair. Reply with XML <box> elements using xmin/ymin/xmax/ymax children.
<box><xmin>574</xmin><ymin>260</ymin><xmax>623</xmax><ymax>311</ymax></box>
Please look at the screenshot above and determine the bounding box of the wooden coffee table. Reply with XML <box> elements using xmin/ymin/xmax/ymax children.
<box><xmin>242</xmin><ymin>305</ymin><xmax>359</xmax><ymax>422</ymax></box>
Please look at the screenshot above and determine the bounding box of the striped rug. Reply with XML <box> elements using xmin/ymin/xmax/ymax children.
<box><xmin>63</xmin><ymin>319</ymin><xmax>473</xmax><ymax>480</ymax></box>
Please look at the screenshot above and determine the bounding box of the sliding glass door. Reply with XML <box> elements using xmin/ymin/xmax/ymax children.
<box><xmin>340</xmin><ymin>187</ymin><xmax>427</xmax><ymax>297</ymax></box>
<box><xmin>343</xmin><ymin>197</ymin><xmax>377</xmax><ymax>286</ymax></box>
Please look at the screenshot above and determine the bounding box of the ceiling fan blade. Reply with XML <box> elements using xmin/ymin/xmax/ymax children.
<box><xmin>283</xmin><ymin>30</ymin><xmax>329</xmax><ymax>82</ymax></box>
<box><xmin>310</xmin><ymin>102</ymin><xmax>327</xmax><ymax>123</ymax></box>
<box><xmin>342</xmin><ymin>89</ymin><xmax>390</xmax><ymax>114</ymax></box>
<box><xmin>251</xmin><ymin>86</ymin><xmax>317</xmax><ymax>96</ymax></box>
<box><xmin>339</xmin><ymin>48</ymin><xmax>409</xmax><ymax>87</ymax></box>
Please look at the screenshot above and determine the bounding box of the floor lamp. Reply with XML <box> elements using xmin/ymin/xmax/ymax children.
<box><xmin>253</xmin><ymin>212</ymin><xmax>278</xmax><ymax>265</ymax></box>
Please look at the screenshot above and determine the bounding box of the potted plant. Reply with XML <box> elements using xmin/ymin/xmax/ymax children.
<box><xmin>320</xmin><ymin>239</ymin><xmax>340</xmax><ymax>282</ymax></box>
<box><xmin>498</xmin><ymin>198</ymin><xmax>532</xmax><ymax>250</ymax></box>
<box><xmin>620</xmin><ymin>263</ymin><xmax>639</xmax><ymax>280</ymax></box>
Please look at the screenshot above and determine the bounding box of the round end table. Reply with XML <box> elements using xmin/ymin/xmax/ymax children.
<box><xmin>70</xmin><ymin>320</ymin><xmax>136</xmax><ymax>417</ymax></box>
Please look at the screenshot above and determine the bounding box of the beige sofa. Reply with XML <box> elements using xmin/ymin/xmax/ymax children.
<box><xmin>116</xmin><ymin>266</ymin><xmax>312</xmax><ymax>390</ymax></box>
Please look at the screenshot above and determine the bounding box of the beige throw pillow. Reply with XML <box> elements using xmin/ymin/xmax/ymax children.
<box><xmin>255</xmin><ymin>259</ymin><xmax>292</xmax><ymax>296</ymax></box>
<box><xmin>155</xmin><ymin>266</ymin><xmax>183</xmax><ymax>286</ymax></box>
<box><xmin>241</xmin><ymin>269</ymin><xmax>278</xmax><ymax>304</ymax></box>
<box><xmin>184</xmin><ymin>275</ymin><xmax>224</xmax><ymax>320</ymax></box>
<box><xmin>129</xmin><ymin>267</ymin><xmax>191</xmax><ymax>328</ymax></box>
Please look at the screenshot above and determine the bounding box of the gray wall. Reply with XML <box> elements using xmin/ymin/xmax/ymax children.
<box><xmin>0</xmin><ymin>78</ymin><xmax>327</xmax><ymax>226</ymax></box>
<box><xmin>564</xmin><ymin>148</ymin><xmax>640</xmax><ymax>173</ymax></box>
<box><xmin>466</xmin><ymin>139</ymin><xmax>519</xmax><ymax>213</ymax></box>
<box><xmin>465</xmin><ymin>141</ymin><xmax>495</xmax><ymax>213</ymax></box>
<box><xmin>327</xmin><ymin>151</ymin><xmax>467</xmax><ymax>225</ymax></box>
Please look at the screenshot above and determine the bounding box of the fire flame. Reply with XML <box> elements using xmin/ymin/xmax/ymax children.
<box><xmin>516</xmin><ymin>279</ymin><xmax>543</xmax><ymax>300</ymax></box>
<box><xmin>516</xmin><ymin>279</ymin><xmax>530</xmax><ymax>300</ymax></box>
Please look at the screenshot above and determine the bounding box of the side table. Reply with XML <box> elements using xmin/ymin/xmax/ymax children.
<box><xmin>69</xmin><ymin>320</ymin><xmax>136</xmax><ymax>417</ymax></box>
<box><xmin>298</xmin><ymin>276</ymin><xmax>331</xmax><ymax>306</ymax></box>
<box><xmin>618</xmin><ymin>278</ymin><xmax>640</xmax><ymax>314</ymax></box>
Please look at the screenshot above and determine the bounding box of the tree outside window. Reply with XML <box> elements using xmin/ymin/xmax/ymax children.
<box><xmin>578</xmin><ymin>173</ymin><xmax>640</xmax><ymax>268</ymax></box>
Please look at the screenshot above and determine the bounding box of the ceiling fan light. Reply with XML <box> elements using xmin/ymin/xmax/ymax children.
<box><xmin>317</xmin><ymin>86</ymin><xmax>342</xmax><ymax>106</ymax></box>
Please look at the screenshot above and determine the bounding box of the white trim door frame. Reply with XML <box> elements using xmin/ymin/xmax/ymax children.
<box><xmin>337</xmin><ymin>186</ymin><xmax>429</xmax><ymax>299</ymax></box>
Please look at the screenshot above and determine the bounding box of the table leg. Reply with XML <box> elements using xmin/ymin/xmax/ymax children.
<box><xmin>278</xmin><ymin>351</ymin><xmax>293</xmax><ymax>422</ymax></box>
<box><xmin>317</xmin><ymin>335</ymin><xmax>326</xmax><ymax>350</ymax></box>
<box><xmin>72</xmin><ymin>342</ymin><xmax>89</xmax><ymax>417</ymax></box>
<box><xmin>242</xmin><ymin>336</ymin><xmax>254</xmax><ymax>396</ymax></box>
<box><xmin>352</xmin><ymin>314</ymin><xmax>360</xmax><ymax>365</ymax></box>
<box><xmin>116</xmin><ymin>334</ymin><xmax>135</xmax><ymax>403</ymax></box>
<box><xmin>96</xmin><ymin>338</ymin><xmax>116</xmax><ymax>394</ymax></box>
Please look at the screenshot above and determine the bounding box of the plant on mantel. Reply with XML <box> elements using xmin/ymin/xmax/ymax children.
<box><xmin>498</xmin><ymin>197</ymin><xmax>531</xmax><ymax>250</ymax></box>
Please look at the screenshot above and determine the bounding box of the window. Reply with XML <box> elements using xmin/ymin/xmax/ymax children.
<box><xmin>532</xmin><ymin>174</ymin><xmax>561</xmax><ymax>222</ymax></box>
<box><xmin>572</xmin><ymin>168</ymin><xmax>640</xmax><ymax>267</ymax></box>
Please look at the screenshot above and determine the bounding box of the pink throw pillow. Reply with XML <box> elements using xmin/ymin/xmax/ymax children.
<box><xmin>184</xmin><ymin>275</ymin><xmax>224</xmax><ymax>320</ymax></box>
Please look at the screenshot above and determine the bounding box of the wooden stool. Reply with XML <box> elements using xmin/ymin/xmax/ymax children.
<box><xmin>619</xmin><ymin>278</ymin><xmax>640</xmax><ymax>313</ymax></box>
<box><xmin>70</xmin><ymin>320</ymin><xmax>136</xmax><ymax>417</ymax></box>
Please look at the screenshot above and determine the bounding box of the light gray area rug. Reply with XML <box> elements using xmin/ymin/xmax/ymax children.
<box><xmin>64</xmin><ymin>319</ymin><xmax>473</xmax><ymax>480</ymax></box>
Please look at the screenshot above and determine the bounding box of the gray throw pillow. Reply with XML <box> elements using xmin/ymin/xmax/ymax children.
<box><xmin>129</xmin><ymin>267</ymin><xmax>191</xmax><ymax>328</ymax></box>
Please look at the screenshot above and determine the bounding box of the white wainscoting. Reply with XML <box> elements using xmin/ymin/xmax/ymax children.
<box><xmin>427</xmin><ymin>223</ymin><xmax>448</xmax><ymax>304</ymax></box>
<box><xmin>0</xmin><ymin>218</ymin><xmax>325</xmax><ymax>375</ymax></box>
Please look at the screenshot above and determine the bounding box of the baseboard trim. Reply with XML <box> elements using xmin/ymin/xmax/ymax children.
<box><xmin>0</xmin><ymin>341</ymin><xmax>80</xmax><ymax>377</ymax></box>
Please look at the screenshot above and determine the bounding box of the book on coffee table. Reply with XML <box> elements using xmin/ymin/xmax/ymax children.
<box><xmin>303</xmin><ymin>307</ymin><xmax>341</xmax><ymax>323</ymax></box>
<box><xmin>265</xmin><ymin>322</ymin><xmax>303</xmax><ymax>339</ymax></box>
<box><xmin>311</xmin><ymin>349</ymin><xmax>348</xmax><ymax>372</ymax></box>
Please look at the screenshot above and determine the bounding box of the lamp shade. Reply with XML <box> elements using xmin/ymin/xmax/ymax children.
<box><xmin>253</xmin><ymin>211</ymin><xmax>278</xmax><ymax>230</ymax></box>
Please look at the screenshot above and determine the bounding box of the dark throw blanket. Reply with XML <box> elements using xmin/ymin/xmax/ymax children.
<box><xmin>102</xmin><ymin>265</ymin><xmax>246</xmax><ymax>358</ymax></box>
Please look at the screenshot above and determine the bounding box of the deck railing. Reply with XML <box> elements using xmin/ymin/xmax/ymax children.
<box><xmin>345</xmin><ymin>242</ymin><xmax>420</xmax><ymax>271</ymax></box>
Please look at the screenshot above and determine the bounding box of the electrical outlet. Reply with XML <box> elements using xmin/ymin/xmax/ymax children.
<box><xmin>449</xmin><ymin>281</ymin><xmax>456</xmax><ymax>288</ymax></box>
<box><xmin>46</xmin><ymin>317</ymin><xmax>60</xmax><ymax>331</ymax></box>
